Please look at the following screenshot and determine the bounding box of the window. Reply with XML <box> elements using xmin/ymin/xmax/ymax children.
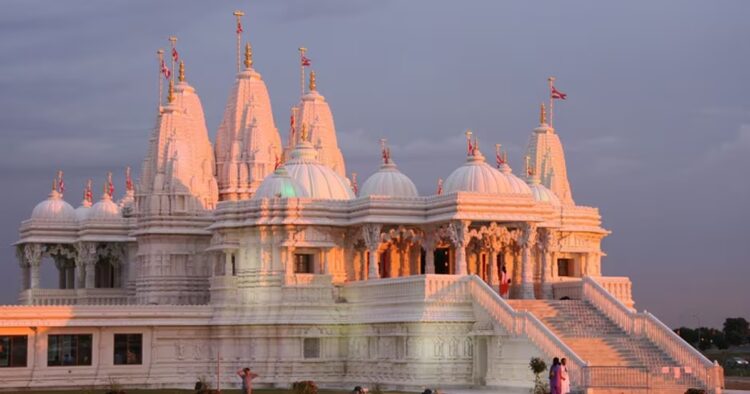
<box><xmin>294</xmin><ymin>254</ymin><xmax>313</xmax><ymax>274</ymax></box>
<box><xmin>0</xmin><ymin>335</ymin><xmax>27</xmax><ymax>368</ymax></box>
<box><xmin>113</xmin><ymin>334</ymin><xmax>142</xmax><ymax>365</ymax></box>
<box><xmin>303</xmin><ymin>338</ymin><xmax>320</xmax><ymax>359</ymax></box>
<box><xmin>48</xmin><ymin>334</ymin><xmax>92</xmax><ymax>366</ymax></box>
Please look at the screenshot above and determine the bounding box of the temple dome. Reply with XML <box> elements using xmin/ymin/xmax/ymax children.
<box><xmin>528</xmin><ymin>178</ymin><xmax>561</xmax><ymax>206</ymax></box>
<box><xmin>88</xmin><ymin>193</ymin><xmax>121</xmax><ymax>221</ymax></box>
<box><xmin>497</xmin><ymin>163</ymin><xmax>533</xmax><ymax>194</ymax></box>
<box><xmin>31</xmin><ymin>190</ymin><xmax>77</xmax><ymax>222</ymax></box>
<box><xmin>444</xmin><ymin>151</ymin><xmax>528</xmax><ymax>195</ymax></box>
<box><xmin>252</xmin><ymin>166</ymin><xmax>309</xmax><ymax>199</ymax></box>
<box><xmin>284</xmin><ymin>141</ymin><xmax>354</xmax><ymax>200</ymax></box>
<box><xmin>360</xmin><ymin>162</ymin><xmax>418</xmax><ymax>198</ymax></box>
<box><xmin>75</xmin><ymin>201</ymin><xmax>92</xmax><ymax>222</ymax></box>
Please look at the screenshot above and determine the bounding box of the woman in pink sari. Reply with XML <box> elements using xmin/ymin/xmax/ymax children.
<box><xmin>549</xmin><ymin>357</ymin><xmax>562</xmax><ymax>394</ymax></box>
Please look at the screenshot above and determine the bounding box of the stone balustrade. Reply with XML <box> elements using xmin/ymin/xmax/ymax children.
<box><xmin>17</xmin><ymin>288</ymin><xmax>129</xmax><ymax>306</ymax></box>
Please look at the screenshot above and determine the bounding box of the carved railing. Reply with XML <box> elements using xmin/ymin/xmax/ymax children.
<box><xmin>18</xmin><ymin>288</ymin><xmax>129</xmax><ymax>306</ymax></box>
<box><xmin>464</xmin><ymin>276</ymin><xmax>587</xmax><ymax>389</ymax></box>
<box><xmin>581</xmin><ymin>276</ymin><xmax>723</xmax><ymax>392</ymax></box>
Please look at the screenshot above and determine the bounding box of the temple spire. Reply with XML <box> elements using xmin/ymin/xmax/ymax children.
<box><xmin>309</xmin><ymin>71</ymin><xmax>317</xmax><ymax>92</ymax></box>
<box><xmin>380</xmin><ymin>138</ymin><xmax>391</xmax><ymax>164</ymax></box>
<box><xmin>244</xmin><ymin>42</ymin><xmax>253</xmax><ymax>69</ymax></box>
<box><xmin>178</xmin><ymin>60</ymin><xmax>185</xmax><ymax>82</ymax></box>
<box><xmin>540</xmin><ymin>103</ymin><xmax>547</xmax><ymax>125</ymax></box>
<box><xmin>167</xmin><ymin>79</ymin><xmax>175</xmax><ymax>103</ymax></box>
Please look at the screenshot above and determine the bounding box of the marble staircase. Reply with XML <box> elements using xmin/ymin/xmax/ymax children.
<box><xmin>507</xmin><ymin>299</ymin><xmax>704</xmax><ymax>391</ymax></box>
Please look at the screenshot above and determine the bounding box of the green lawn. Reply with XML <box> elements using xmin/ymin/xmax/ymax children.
<box><xmin>17</xmin><ymin>390</ymin><xmax>412</xmax><ymax>394</ymax></box>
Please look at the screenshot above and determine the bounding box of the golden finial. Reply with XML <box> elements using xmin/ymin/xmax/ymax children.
<box><xmin>244</xmin><ymin>42</ymin><xmax>253</xmax><ymax>69</ymax></box>
<box><xmin>300</xmin><ymin>123</ymin><xmax>309</xmax><ymax>142</ymax></box>
<box><xmin>167</xmin><ymin>79</ymin><xmax>175</xmax><ymax>103</ymax></box>
<box><xmin>309</xmin><ymin>71</ymin><xmax>317</xmax><ymax>91</ymax></box>
<box><xmin>178</xmin><ymin>61</ymin><xmax>185</xmax><ymax>82</ymax></box>
<box><xmin>540</xmin><ymin>103</ymin><xmax>547</xmax><ymax>124</ymax></box>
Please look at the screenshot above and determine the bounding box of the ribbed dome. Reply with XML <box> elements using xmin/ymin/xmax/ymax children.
<box><xmin>285</xmin><ymin>141</ymin><xmax>354</xmax><ymax>200</ymax></box>
<box><xmin>444</xmin><ymin>151</ymin><xmax>528</xmax><ymax>195</ymax></box>
<box><xmin>360</xmin><ymin>162</ymin><xmax>418</xmax><ymax>198</ymax></box>
<box><xmin>252</xmin><ymin>166</ymin><xmax>309</xmax><ymax>199</ymax></box>
<box><xmin>497</xmin><ymin>163</ymin><xmax>533</xmax><ymax>194</ymax></box>
<box><xmin>31</xmin><ymin>190</ymin><xmax>77</xmax><ymax>222</ymax></box>
<box><xmin>75</xmin><ymin>200</ymin><xmax>92</xmax><ymax>222</ymax></box>
<box><xmin>88</xmin><ymin>194</ymin><xmax>121</xmax><ymax>221</ymax></box>
<box><xmin>527</xmin><ymin>176</ymin><xmax>561</xmax><ymax>206</ymax></box>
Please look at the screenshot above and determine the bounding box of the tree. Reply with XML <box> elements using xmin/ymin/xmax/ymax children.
<box><xmin>676</xmin><ymin>327</ymin><xmax>699</xmax><ymax>345</ymax></box>
<box><xmin>723</xmin><ymin>318</ymin><xmax>749</xmax><ymax>347</ymax></box>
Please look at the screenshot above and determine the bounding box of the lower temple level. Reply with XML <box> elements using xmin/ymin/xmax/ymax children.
<box><xmin>0</xmin><ymin>275</ymin><xmax>723</xmax><ymax>393</ymax></box>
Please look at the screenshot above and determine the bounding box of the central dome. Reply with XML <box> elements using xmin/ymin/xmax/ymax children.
<box><xmin>284</xmin><ymin>141</ymin><xmax>354</xmax><ymax>200</ymax></box>
<box><xmin>444</xmin><ymin>151</ymin><xmax>529</xmax><ymax>195</ymax></box>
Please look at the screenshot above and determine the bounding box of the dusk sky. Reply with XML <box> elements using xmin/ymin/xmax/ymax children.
<box><xmin>0</xmin><ymin>1</ymin><xmax>748</xmax><ymax>328</ymax></box>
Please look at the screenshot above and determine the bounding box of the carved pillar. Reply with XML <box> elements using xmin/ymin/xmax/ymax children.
<box><xmin>75</xmin><ymin>242</ymin><xmax>98</xmax><ymax>289</ymax></box>
<box><xmin>518</xmin><ymin>223</ymin><xmax>537</xmax><ymax>299</ymax></box>
<box><xmin>422</xmin><ymin>229</ymin><xmax>437</xmax><ymax>275</ymax></box>
<box><xmin>540</xmin><ymin>229</ymin><xmax>558</xmax><ymax>299</ymax></box>
<box><xmin>24</xmin><ymin>244</ymin><xmax>43</xmax><ymax>290</ymax></box>
<box><xmin>362</xmin><ymin>224</ymin><xmax>382</xmax><ymax>279</ymax></box>
<box><xmin>448</xmin><ymin>220</ymin><xmax>470</xmax><ymax>275</ymax></box>
<box><xmin>396</xmin><ymin>241</ymin><xmax>409</xmax><ymax>277</ymax></box>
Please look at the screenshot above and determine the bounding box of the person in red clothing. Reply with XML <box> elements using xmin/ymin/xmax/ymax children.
<box><xmin>499</xmin><ymin>265</ymin><xmax>511</xmax><ymax>298</ymax></box>
<box><xmin>237</xmin><ymin>367</ymin><xmax>258</xmax><ymax>394</ymax></box>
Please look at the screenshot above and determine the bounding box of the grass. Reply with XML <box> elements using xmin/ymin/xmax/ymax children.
<box><xmin>16</xmin><ymin>390</ymin><xmax>411</xmax><ymax>394</ymax></box>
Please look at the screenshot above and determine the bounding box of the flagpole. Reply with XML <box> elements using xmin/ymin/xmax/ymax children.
<box><xmin>157</xmin><ymin>49</ymin><xmax>164</xmax><ymax>112</ymax></box>
<box><xmin>233</xmin><ymin>11</ymin><xmax>244</xmax><ymax>73</ymax></box>
<box><xmin>169</xmin><ymin>36</ymin><xmax>177</xmax><ymax>86</ymax></box>
<box><xmin>298</xmin><ymin>47</ymin><xmax>307</xmax><ymax>98</ymax></box>
<box><xmin>548</xmin><ymin>76</ymin><xmax>555</xmax><ymax>128</ymax></box>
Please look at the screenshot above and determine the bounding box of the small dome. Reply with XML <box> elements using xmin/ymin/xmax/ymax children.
<box><xmin>360</xmin><ymin>162</ymin><xmax>418</xmax><ymax>198</ymax></box>
<box><xmin>527</xmin><ymin>176</ymin><xmax>561</xmax><ymax>206</ymax></box>
<box><xmin>285</xmin><ymin>141</ymin><xmax>354</xmax><ymax>200</ymax></box>
<box><xmin>444</xmin><ymin>151</ymin><xmax>528</xmax><ymax>195</ymax></box>
<box><xmin>88</xmin><ymin>193</ymin><xmax>121</xmax><ymax>221</ymax></box>
<box><xmin>497</xmin><ymin>163</ymin><xmax>533</xmax><ymax>194</ymax></box>
<box><xmin>75</xmin><ymin>200</ymin><xmax>92</xmax><ymax>222</ymax></box>
<box><xmin>31</xmin><ymin>190</ymin><xmax>77</xmax><ymax>223</ymax></box>
<box><xmin>252</xmin><ymin>166</ymin><xmax>309</xmax><ymax>199</ymax></box>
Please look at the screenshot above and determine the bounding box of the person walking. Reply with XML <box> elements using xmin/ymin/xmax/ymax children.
<box><xmin>500</xmin><ymin>265</ymin><xmax>511</xmax><ymax>298</ymax></box>
<box><xmin>549</xmin><ymin>357</ymin><xmax>562</xmax><ymax>394</ymax></box>
<box><xmin>237</xmin><ymin>367</ymin><xmax>258</xmax><ymax>394</ymax></box>
<box><xmin>560</xmin><ymin>357</ymin><xmax>570</xmax><ymax>394</ymax></box>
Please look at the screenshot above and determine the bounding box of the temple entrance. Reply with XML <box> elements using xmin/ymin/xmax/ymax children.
<box><xmin>557</xmin><ymin>258</ymin><xmax>572</xmax><ymax>277</ymax></box>
<box><xmin>434</xmin><ymin>248</ymin><xmax>450</xmax><ymax>274</ymax></box>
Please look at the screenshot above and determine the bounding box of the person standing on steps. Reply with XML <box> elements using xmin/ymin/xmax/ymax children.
<box><xmin>560</xmin><ymin>357</ymin><xmax>570</xmax><ymax>394</ymax></box>
<box><xmin>500</xmin><ymin>265</ymin><xmax>511</xmax><ymax>298</ymax></box>
<box><xmin>237</xmin><ymin>367</ymin><xmax>258</xmax><ymax>394</ymax></box>
<box><xmin>549</xmin><ymin>357</ymin><xmax>562</xmax><ymax>394</ymax></box>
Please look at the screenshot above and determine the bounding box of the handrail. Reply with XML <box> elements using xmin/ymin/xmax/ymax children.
<box><xmin>464</xmin><ymin>276</ymin><xmax>588</xmax><ymax>388</ymax></box>
<box><xmin>581</xmin><ymin>276</ymin><xmax>722</xmax><ymax>391</ymax></box>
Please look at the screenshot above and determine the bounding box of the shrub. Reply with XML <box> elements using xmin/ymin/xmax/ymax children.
<box><xmin>292</xmin><ymin>380</ymin><xmax>318</xmax><ymax>394</ymax></box>
<box><xmin>529</xmin><ymin>357</ymin><xmax>549</xmax><ymax>394</ymax></box>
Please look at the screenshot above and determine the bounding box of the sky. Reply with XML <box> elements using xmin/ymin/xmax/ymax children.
<box><xmin>0</xmin><ymin>0</ymin><xmax>748</xmax><ymax>329</ymax></box>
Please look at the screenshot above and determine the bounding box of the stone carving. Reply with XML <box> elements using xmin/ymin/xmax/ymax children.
<box><xmin>361</xmin><ymin>224</ymin><xmax>382</xmax><ymax>251</ymax></box>
<box><xmin>23</xmin><ymin>243</ymin><xmax>43</xmax><ymax>266</ymax></box>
